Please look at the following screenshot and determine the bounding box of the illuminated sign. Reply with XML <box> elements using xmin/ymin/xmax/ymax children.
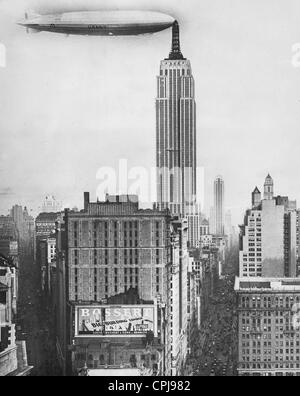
<box><xmin>75</xmin><ymin>305</ymin><xmax>156</xmax><ymax>337</ymax></box>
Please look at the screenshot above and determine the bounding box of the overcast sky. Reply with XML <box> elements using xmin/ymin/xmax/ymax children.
<box><xmin>1</xmin><ymin>0</ymin><xmax>300</xmax><ymax>224</ymax></box>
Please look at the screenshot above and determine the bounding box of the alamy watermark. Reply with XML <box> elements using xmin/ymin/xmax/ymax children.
<box><xmin>0</xmin><ymin>42</ymin><xmax>6</xmax><ymax>68</ymax></box>
<box><xmin>95</xmin><ymin>159</ymin><xmax>205</xmax><ymax>209</ymax></box>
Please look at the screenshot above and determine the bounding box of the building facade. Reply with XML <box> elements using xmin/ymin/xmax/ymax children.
<box><xmin>187</xmin><ymin>214</ymin><xmax>209</xmax><ymax>249</ymax></box>
<box><xmin>35</xmin><ymin>212</ymin><xmax>62</xmax><ymax>290</ymax></box>
<box><xmin>239</xmin><ymin>176</ymin><xmax>297</xmax><ymax>278</ymax></box>
<box><xmin>10</xmin><ymin>206</ymin><xmax>34</xmax><ymax>251</ymax></box>
<box><xmin>235</xmin><ymin>277</ymin><xmax>300</xmax><ymax>376</ymax></box>
<box><xmin>55</xmin><ymin>193</ymin><xmax>189</xmax><ymax>376</ymax></box>
<box><xmin>36</xmin><ymin>212</ymin><xmax>62</xmax><ymax>240</ymax></box>
<box><xmin>189</xmin><ymin>247</ymin><xmax>219</xmax><ymax>328</ymax></box>
<box><xmin>0</xmin><ymin>256</ymin><xmax>32</xmax><ymax>376</ymax></box>
<box><xmin>0</xmin><ymin>217</ymin><xmax>19</xmax><ymax>259</ymax></box>
<box><xmin>156</xmin><ymin>21</ymin><xmax>197</xmax><ymax>217</ymax></box>
<box><xmin>40</xmin><ymin>236</ymin><xmax>56</xmax><ymax>295</ymax></box>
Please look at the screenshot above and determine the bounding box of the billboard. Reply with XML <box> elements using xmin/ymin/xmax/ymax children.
<box><xmin>75</xmin><ymin>305</ymin><xmax>156</xmax><ymax>337</ymax></box>
<box><xmin>9</xmin><ymin>241</ymin><xmax>18</xmax><ymax>256</ymax></box>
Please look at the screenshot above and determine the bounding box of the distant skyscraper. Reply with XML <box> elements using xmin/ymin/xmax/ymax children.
<box><xmin>264</xmin><ymin>174</ymin><xmax>274</xmax><ymax>200</ymax></box>
<box><xmin>10</xmin><ymin>205</ymin><xmax>34</xmax><ymax>248</ymax></box>
<box><xmin>213</xmin><ymin>176</ymin><xmax>225</xmax><ymax>236</ymax></box>
<box><xmin>42</xmin><ymin>196</ymin><xmax>62</xmax><ymax>213</ymax></box>
<box><xmin>156</xmin><ymin>21</ymin><xmax>197</xmax><ymax>216</ymax></box>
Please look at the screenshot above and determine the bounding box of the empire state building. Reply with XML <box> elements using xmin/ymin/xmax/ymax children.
<box><xmin>156</xmin><ymin>21</ymin><xmax>197</xmax><ymax>216</ymax></box>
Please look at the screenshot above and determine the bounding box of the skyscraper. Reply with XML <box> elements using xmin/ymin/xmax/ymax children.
<box><xmin>239</xmin><ymin>175</ymin><xmax>297</xmax><ymax>278</ymax></box>
<box><xmin>42</xmin><ymin>196</ymin><xmax>62</xmax><ymax>213</ymax></box>
<box><xmin>156</xmin><ymin>21</ymin><xmax>197</xmax><ymax>216</ymax></box>
<box><xmin>214</xmin><ymin>176</ymin><xmax>225</xmax><ymax>236</ymax></box>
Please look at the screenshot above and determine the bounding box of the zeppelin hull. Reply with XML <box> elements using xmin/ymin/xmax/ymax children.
<box><xmin>25</xmin><ymin>22</ymin><xmax>174</xmax><ymax>36</ymax></box>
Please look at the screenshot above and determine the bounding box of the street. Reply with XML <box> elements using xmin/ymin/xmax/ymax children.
<box><xmin>16</xmin><ymin>246</ymin><xmax>60</xmax><ymax>376</ymax></box>
<box><xmin>188</xmin><ymin>247</ymin><xmax>239</xmax><ymax>377</ymax></box>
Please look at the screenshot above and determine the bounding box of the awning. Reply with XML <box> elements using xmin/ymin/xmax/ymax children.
<box><xmin>0</xmin><ymin>282</ymin><xmax>9</xmax><ymax>291</ymax></box>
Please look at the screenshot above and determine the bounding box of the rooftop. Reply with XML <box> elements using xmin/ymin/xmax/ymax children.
<box><xmin>36</xmin><ymin>212</ymin><xmax>62</xmax><ymax>221</ymax></box>
<box><xmin>252</xmin><ymin>187</ymin><xmax>261</xmax><ymax>194</ymax></box>
<box><xmin>235</xmin><ymin>277</ymin><xmax>300</xmax><ymax>292</ymax></box>
<box><xmin>77</xmin><ymin>193</ymin><xmax>170</xmax><ymax>218</ymax></box>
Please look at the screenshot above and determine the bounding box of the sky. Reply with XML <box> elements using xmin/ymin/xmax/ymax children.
<box><xmin>1</xmin><ymin>0</ymin><xmax>300</xmax><ymax>225</ymax></box>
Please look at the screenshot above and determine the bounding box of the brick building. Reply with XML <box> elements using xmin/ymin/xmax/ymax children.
<box><xmin>55</xmin><ymin>194</ymin><xmax>189</xmax><ymax>376</ymax></box>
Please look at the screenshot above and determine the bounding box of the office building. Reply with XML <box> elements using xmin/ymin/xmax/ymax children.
<box><xmin>42</xmin><ymin>196</ymin><xmax>62</xmax><ymax>214</ymax></box>
<box><xmin>0</xmin><ymin>217</ymin><xmax>19</xmax><ymax>259</ymax></box>
<box><xmin>35</xmin><ymin>212</ymin><xmax>62</xmax><ymax>240</ymax></box>
<box><xmin>156</xmin><ymin>22</ymin><xmax>197</xmax><ymax>217</ymax></box>
<box><xmin>10</xmin><ymin>205</ymin><xmax>35</xmax><ymax>253</ymax></box>
<box><xmin>55</xmin><ymin>193</ymin><xmax>189</xmax><ymax>376</ymax></box>
<box><xmin>239</xmin><ymin>175</ymin><xmax>297</xmax><ymax>278</ymax></box>
<box><xmin>235</xmin><ymin>277</ymin><xmax>300</xmax><ymax>376</ymax></box>
<box><xmin>187</xmin><ymin>214</ymin><xmax>209</xmax><ymax>249</ymax></box>
<box><xmin>40</xmin><ymin>236</ymin><xmax>56</xmax><ymax>294</ymax></box>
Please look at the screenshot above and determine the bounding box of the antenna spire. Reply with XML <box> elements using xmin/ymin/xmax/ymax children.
<box><xmin>168</xmin><ymin>21</ymin><xmax>184</xmax><ymax>60</ymax></box>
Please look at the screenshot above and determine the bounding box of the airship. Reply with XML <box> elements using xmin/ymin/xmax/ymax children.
<box><xmin>18</xmin><ymin>10</ymin><xmax>175</xmax><ymax>36</ymax></box>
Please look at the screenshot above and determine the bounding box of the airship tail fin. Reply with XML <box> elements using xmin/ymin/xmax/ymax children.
<box><xmin>25</xmin><ymin>10</ymin><xmax>40</xmax><ymax>20</ymax></box>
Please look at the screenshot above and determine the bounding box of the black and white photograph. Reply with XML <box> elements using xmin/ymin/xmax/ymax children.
<box><xmin>1</xmin><ymin>0</ymin><xmax>300</xmax><ymax>382</ymax></box>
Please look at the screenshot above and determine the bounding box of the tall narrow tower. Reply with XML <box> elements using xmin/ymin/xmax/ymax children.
<box><xmin>156</xmin><ymin>21</ymin><xmax>197</xmax><ymax>216</ymax></box>
<box><xmin>264</xmin><ymin>174</ymin><xmax>274</xmax><ymax>200</ymax></box>
<box><xmin>214</xmin><ymin>176</ymin><xmax>225</xmax><ymax>236</ymax></box>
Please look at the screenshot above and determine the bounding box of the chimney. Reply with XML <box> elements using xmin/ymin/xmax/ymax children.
<box><xmin>84</xmin><ymin>192</ymin><xmax>90</xmax><ymax>211</ymax></box>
